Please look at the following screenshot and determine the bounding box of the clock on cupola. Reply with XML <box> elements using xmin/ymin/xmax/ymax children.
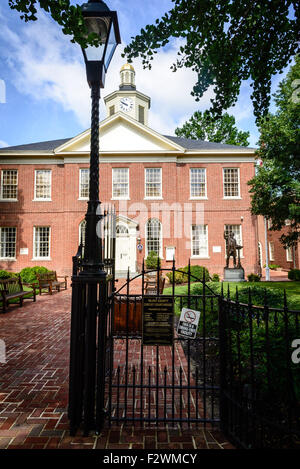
<box><xmin>104</xmin><ymin>64</ymin><xmax>151</xmax><ymax>125</ymax></box>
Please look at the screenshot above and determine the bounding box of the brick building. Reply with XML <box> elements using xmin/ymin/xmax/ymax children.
<box><xmin>0</xmin><ymin>64</ymin><xmax>265</xmax><ymax>278</ymax></box>
<box><xmin>257</xmin><ymin>216</ymin><xmax>299</xmax><ymax>274</ymax></box>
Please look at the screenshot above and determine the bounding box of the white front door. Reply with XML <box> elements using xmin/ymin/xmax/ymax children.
<box><xmin>116</xmin><ymin>236</ymin><xmax>130</xmax><ymax>271</ymax></box>
<box><xmin>115</xmin><ymin>223</ymin><xmax>136</xmax><ymax>272</ymax></box>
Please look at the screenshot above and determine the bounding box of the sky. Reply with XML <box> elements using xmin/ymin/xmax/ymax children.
<box><xmin>0</xmin><ymin>0</ymin><xmax>290</xmax><ymax>149</ymax></box>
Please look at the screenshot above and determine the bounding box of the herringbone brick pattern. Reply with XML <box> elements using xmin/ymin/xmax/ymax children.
<box><xmin>0</xmin><ymin>290</ymin><xmax>234</xmax><ymax>449</ymax></box>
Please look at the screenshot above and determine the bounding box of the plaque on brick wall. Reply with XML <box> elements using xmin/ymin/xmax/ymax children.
<box><xmin>142</xmin><ymin>296</ymin><xmax>174</xmax><ymax>346</ymax></box>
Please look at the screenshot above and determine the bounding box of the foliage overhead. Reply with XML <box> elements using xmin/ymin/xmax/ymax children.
<box><xmin>8</xmin><ymin>0</ymin><xmax>102</xmax><ymax>48</ymax></box>
<box><xmin>123</xmin><ymin>0</ymin><xmax>299</xmax><ymax>123</ymax></box>
<box><xmin>175</xmin><ymin>111</ymin><xmax>250</xmax><ymax>146</ymax></box>
<box><xmin>248</xmin><ymin>55</ymin><xmax>300</xmax><ymax>247</ymax></box>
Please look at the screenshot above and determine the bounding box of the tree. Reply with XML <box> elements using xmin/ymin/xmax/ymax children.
<box><xmin>175</xmin><ymin>111</ymin><xmax>250</xmax><ymax>146</ymax></box>
<box><xmin>8</xmin><ymin>0</ymin><xmax>99</xmax><ymax>48</ymax></box>
<box><xmin>123</xmin><ymin>0</ymin><xmax>299</xmax><ymax>123</ymax></box>
<box><xmin>248</xmin><ymin>56</ymin><xmax>300</xmax><ymax>247</ymax></box>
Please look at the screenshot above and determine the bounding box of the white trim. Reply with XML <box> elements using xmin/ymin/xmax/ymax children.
<box><xmin>33</xmin><ymin>226</ymin><xmax>51</xmax><ymax>260</ymax></box>
<box><xmin>112</xmin><ymin>167</ymin><xmax>130</xmax><ymax>199</ymax></box>
<box><xmin>223</xmin><ymin>167</ymin><xmax>241</xmax><ymax>198</ymax></box>
<box><xmin>144</xmin><ymin>167</ymin><xmax>162</xmax><ymax>199</ymax></box>
<box><xmin>34</xmin><ymin>169</ymin><xmax>52</xmax><ymax>201</ymax></box>
<box><xmin>189</xmin><ymin>167</ymin><xmax>207</xmax><ymax>199</ymax></box>
<box><xmin>286</xmin><ymin>246</ymin><xmax>293</xmax><ymax>262</ymax></box>
<box><xmin>191</xmin><ymin>224</ymin><xmax>209</xmax><ymax>258</ymax></box>
<box><xmin>0</xmin><ymin>226</ymin><xmax>17</xmax><ymax>260</ymax></box>
<box><xmin>79</xmin><ymin>168</ymin><xmax>89</xmax><ymax>200</ymax></box>
<box><xmin>0</xmin><ymin>169</ymin><xmax>18</xmax><ymax>201</ymax></box>
<box><xmin>145</xmin><ymin>218</ymin><xmax>163</xmax><ymax>258</ymax></box>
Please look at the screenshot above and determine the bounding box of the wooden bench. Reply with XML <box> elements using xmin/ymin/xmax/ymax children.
<box><xmin>144</xmin><ymin>274</ymin><xmax>165</xmax><ymax>295</ymax></box>
<box><xmin>36</xmin><ymin>271</ymin><xmax>68</xmax><ymax>295</ymax></box>
<box><xmin>0</xmin><ymin>276</ymin><xmax>36</xmax><ymax>313</ymax></box>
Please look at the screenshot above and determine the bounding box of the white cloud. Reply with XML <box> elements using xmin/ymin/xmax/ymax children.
<box><xmin>0</xmin><ymin>10</ymin><xmax>214</xmax><ymax>136</ymax></box>
<box><xmin>0</xmin><ymin>140</ymin><xmax>8</xmax><ymax>148</ymax></box>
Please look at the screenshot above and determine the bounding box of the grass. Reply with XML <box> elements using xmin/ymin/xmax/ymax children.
<box><xmin>164</xmin><ymin>281</ymin><xmax>300</xmax><ymax>310</ymax></box>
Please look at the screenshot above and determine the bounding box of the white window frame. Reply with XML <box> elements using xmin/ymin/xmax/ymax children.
<box><xmin>112</xmin><ymin>168</ymin><xmax>130</xmax><ymax>200</ymax></box>
<box><xmin>223</xmin><ymin>167</ymin><xmax>241</xmax><ymax>199</ymax></box>
<box><xmin>34</xmin><ymin>170</ymin><xmax>52</xmax><ymax>201</ymax></box>
<box><xmin>79</xmin><ymin>169</ymin><xmax>89</xmax><ymax>200</ymax></box>
<box><xmin>190</xmin><ymin>168</ymin><xmax>207</xmax><ymax>199</ymax></box>
<box><xmin>286</xmin><ymin>246</ymin><xmax>293</xmax><ymax>262</ymax></box>
<box><xmin>0</xmin><ymin>170</ymin><xmax>18</xmax><ymax>201</ymax></box>
<box><xmin>145</xmin><ymin>218</ymin><xmax>163</xmax><ymax>258</ymax></box>
<box><xmin>33</xmin><ymin>226</ymin><xmax>51</xmax><ymax>260</ymax></box>
<box><xmin>269</xmin><ymin>242</ymin><xmax>275</xmax><ymax>262</ymax></box>
<box><xmin>0</xmin><ymin>227</ymin><xmax>17</xmax><ymax>260</ymax></box>
<box><xmin>144</xmin><ymin>168</ymin><xmax>162</xmax><ymax>200</ymax></box>
<box><xmin>191</xmin><ymin>225</ymin><xmax>209</xmax><ymax>259</ymax></box>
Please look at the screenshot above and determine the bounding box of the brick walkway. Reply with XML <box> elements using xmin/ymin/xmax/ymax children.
<box><xmin>0</xmin><ymin>290</ymin><xmax>234</xmax><ymax>449</ymax></box>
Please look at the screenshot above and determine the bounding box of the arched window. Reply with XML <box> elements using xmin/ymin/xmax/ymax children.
<box><xmin>146</xmin><ymin>218</ymin><xmax>162</xmax><ymax>257</ymax></box>
<box><xmin>79</xmin><ymin>220</ymin><xmax>86</xmax><ymax>246</ymax></box>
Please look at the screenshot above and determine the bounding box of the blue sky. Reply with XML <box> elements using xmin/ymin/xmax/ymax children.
<box><xmin>0</xmin><ymin>1</ymin><xmax>289</xmax><ymax>148</ymax></box>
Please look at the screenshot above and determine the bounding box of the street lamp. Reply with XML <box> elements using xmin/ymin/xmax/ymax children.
<box><xmin>80</xmin><ymin>0</ymin><xmax>121</xmax><ymax>275</ymax></box>
<box><xmin>69</xmin><ymin>0</ymin><xmax>120</xmax><ymax>436</ymax></box>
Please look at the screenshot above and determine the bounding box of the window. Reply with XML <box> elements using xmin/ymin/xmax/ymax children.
<box><xmin>145</xmin><ymin>168</ymin><xmax>162</xmax><ymax>198</ymax></box>
<box><xmin>34</xmin><ymin>170</ymin><xmax>51</xmax><ymax>200</ymax></box>
<box><xmin>138</xmin><ymin>105</ymin><xmax>145</xmax><ymax>124</ymax></box>
<box><xmin>79</xmin><ymin>169</ymin><xmax>89</xmax><ymax>199</ymax></box>
<box><xmin>0</xmin><ymin>227</ymin><xmax>16</xmax><ymax>259</ymax></box>
<box><xmin>190</xmin><ymin>168</ymin><xmax>206</xmax><ymax>198</ymax></box>
<box><xmin>269</xmin><ymin>242</ymin><xmax>274</xmax><ymax>262</ymax></box>
<box><xmin>116</xmin><ymin>224</ymin><xmax>129</xmax><ymax>236</ymax></box>
<box><xmin>0</xmin><ymin>170</ymin><xmax>18</xmax><ymax>200</ymax></box>
<box><xmin>191</xmin><ymin>225</ymin><xmax>208</xmax><ymax>258</ymax></box>
<box><xmin>146</xmin><ymin>218</ymin><xmax>162</xmax><ymax>256</ymax></box>
<box><xmin>112</xmin><ymin>168</ymin><xmax>129</xmax><ymax>198</ymax></box>
<box><xmin>33</xmin><ymin>227</ymin><xmax>50</xmax><ymax>259</ymax></box>
<box><xmin>224</xmin><ymin>224</ymin><xmax>243</xmax><ymax>256</ymax></box>
<box><xmin>109</xmin><ymin>105</ymin><xmax>115</xmax><ymax>116</ymax></box>
<box><xmin>223</xmin><ymin>168</ymin><xmax>240</xmax><ymax>198</ymax></box>
<box><xmin>286</xmin><ymin>246</ymin><xmax>293</xmax><ymax>262</ymax></box>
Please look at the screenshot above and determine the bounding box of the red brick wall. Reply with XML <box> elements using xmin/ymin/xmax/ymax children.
<box><xmin>0</xmin><ymin>159</ymin><xmax>259</xmax><ymax>278</ymax></box>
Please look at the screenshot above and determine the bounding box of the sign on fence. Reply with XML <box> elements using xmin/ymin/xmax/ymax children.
<box><xmin>142</xmin><ymin>296</ymin><xmax>174</xmax><ymax>346</ymax></box>
<box><xmin>177</xmin><ymin>307</ymin><xmax>201</xmax><ymax>339</ymax></box>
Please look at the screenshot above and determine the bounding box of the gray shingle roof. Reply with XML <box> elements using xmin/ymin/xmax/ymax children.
<box><xmin>0</xmin><ymin>138</ymin><xmax>70</xmax><ymax>152</ymax></box>
<box><xmin>164</xmin><ymin>135</ymin><xmax>254</xmax><ymax>151</ymax></box>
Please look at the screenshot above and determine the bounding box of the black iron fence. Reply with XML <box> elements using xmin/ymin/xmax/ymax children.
<box><xmin>219</xmin><ymin>287</ymin><xmax>300</xmax><ymax>449</ymax></box>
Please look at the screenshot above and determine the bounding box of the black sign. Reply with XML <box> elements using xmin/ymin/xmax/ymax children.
<box><xmin>142</xmin><ymin>296</ymin><xmax>174</xmax><ymax>346</ymax></box>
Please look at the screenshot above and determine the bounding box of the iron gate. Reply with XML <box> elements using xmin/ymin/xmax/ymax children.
<box><xmin>104</xmin><ymin>261</ymin><xmax>221</xmax><ymax>428</ymax></box>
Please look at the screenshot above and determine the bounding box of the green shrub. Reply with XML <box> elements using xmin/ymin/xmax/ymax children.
<box><xmin>166</xmin><ymin>270</ymin><xmax>185</xmax><ymax>284</ymax></box>
<box><xmin>0</xmin><ymin>270</ymin><xmax>17</xmax><ymax>279</ymax></box>
<box><xmin>237</xmin><ymin>285</ymin><xmax>285</xmax><ymax>308</ymax></box>
<box><xmin>166</xmin><ymin>265</ymin><xmax>210</xmax><ymax>285</ymax></box>
<box><xmin>145</xmin><ymin>251</ymin><xmax>161</xmax><ymax>270</ymax></box>
<box><xmin>247</xmin><ymin>273</ymin><xmax>261</xmax><ymax>282</ymax></box>
<box><xmin>211</xmin><ymin>273</ymin><xmax>220</xmax><ymax>282</ymax></box>
<box><xmin>288</xmin><ymin>269</ymin><xmax>300</xmax><ymax>281</ymax></box>
<box><xmin>181</xmin><ymin>265</ymin><xmax>210</xmax><ymax>282</ymax></box>
<box><xmin>264</xmin><ymin>263</ymin><xmax>281</xmax><ymax>270</ymax></box>
<box><xmin>20</xmin><ymin>266</ymin><xmax>50</xmax><ymax>283</ymax></box>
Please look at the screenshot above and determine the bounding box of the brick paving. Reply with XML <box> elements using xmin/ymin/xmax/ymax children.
<box><xmin>0</xmin><ymin>289</ymin><xmax>234</xmax><ymax>450</ymax></box>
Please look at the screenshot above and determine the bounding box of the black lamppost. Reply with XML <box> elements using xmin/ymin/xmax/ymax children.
<box><xmin>80</xmin><ymin>0</ymin><xmax>121</xmax><ymax>275</ymax></box>
<box><xmin>69</xmin><ymin>0</ymin><xmax>120</xmax><ymax>436</ymax></box>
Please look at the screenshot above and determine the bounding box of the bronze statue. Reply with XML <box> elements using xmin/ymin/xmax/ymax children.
<box><xmin>224</xmin><ymin>231</ymin><xmax>242</xmax><ymax>268</ymax></box>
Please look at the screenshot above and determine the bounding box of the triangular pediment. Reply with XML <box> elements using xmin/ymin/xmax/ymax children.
<box><xmin>55</xmin><ymin>113</ymin><xmax>184</xmax><ymax>154</ymax></box>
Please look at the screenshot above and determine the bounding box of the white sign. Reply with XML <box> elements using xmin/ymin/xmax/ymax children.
<box><xmin>20</xmin><ymin>248</ymin><xmax>29</xmax><ymax>255</ymax></box>
<box><xmin>213</xmin><ymin>246</ymin><xmax>221</xmax><ymax>253</ymax></box>
<box><xmin>166</xmin><ymin>246</ymin><xmax>175</xmax><ymax>261</ymax></box>
<box><xmin>177</xmin><ymin>308</ymin><xmax>201</xmax><ymax>339</ymax></box>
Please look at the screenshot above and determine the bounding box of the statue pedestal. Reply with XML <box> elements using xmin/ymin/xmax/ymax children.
<box><xmin>223</xmin><ymin>267</ymin><xmax>245</xmax><ymax>282</ymax></box>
